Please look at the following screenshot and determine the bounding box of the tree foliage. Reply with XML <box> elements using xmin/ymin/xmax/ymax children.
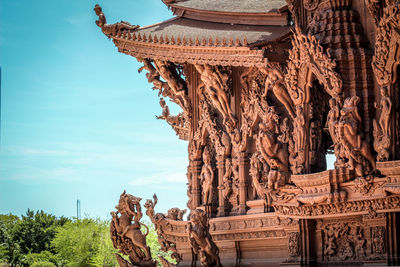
<box><xmin>52</xmin><ymin>218</ymin><xmax>117</xmax><ymax>267</ymax></box>
<box><xmin>0</xmin><ymin>211</ymin><xmax>168</xmax><ymax>267</ymax></box>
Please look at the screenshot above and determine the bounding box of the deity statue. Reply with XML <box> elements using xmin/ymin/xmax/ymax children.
<box><xmin>186</xmin><ymin>209</ymin><xmax>222</xmax><ymax>267</ymax></box>
<box><xmin>195</xmin><ymin>64</ymin><xmax>236</xmax><ymax>127</ymax></box>
<box><xmin>154</xmin><ymin>60</ymin><xmax>188</xmax><ymax>109</ymax></box>
<box><xmin>293</xmin><ymin>106</ymin><xmax>306</xmax><ymax>155</ymax></box>
<box><xmin>261</xmin><ymin>67</ymin><xmax>295</xmax><ymax>119</ymax></box>
<box><xmin>338</xmin><ymin>96</ymin><xmax>376</xmax><ymax>176</ymax></box>
<box><xmin>110</xmin><ymin>191</ymin><xmax>156</xmax><ymax>267</ymax></box>
<box><xmin>256</xmin><ymin>107</ymin><xmax>289</xmax><ymax>189</ymax></box>
<box><xmin>200</xmin><ymin>147</ymin><xmax>214</xmax><ymax>205</ymax></box>
<box><xmin>373</xmin><ymin>86</ymin><xmax>392</xmax><ymax>161</ymax></box>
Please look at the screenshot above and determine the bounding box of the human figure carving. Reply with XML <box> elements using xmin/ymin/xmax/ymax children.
<box><xmin>110</xmin><ymin>191</ymin><xmax>155</xmax><ymax>266</ymax></box>
<box><xmin>200</xmin><ymin>147</ymin><xmax>214</xmax><ymax>205</ymax></box>
<box><xmin>137</xmin><ymin>58</ymin><xmax>169</xmax><ymax>94</ymax></box>
<box><xmin>338</xmin><ymin>96</ymin><xmax>376</xmax><ymax>176</ymax></box>
<box><xmin>222</xmin><ymin>158</ymin><xmax>233</xmax><ymax>201</ymax></box>
<box><xmin>186</xmin><ymin>209</ymin><xmax>222</xmax><ymax>267</ymax></box>
<box><xmin>256</xmin><ymin>108</ymin><xmax>289</xmax><ymax>189</ymax></box>
<box><xmin>154</xmin><ymin>60</ymin><xmax>188</xmax><ymax>109</ymax></box>
<box><xmin>293</xmin><ymin>106</ymin><xmax>306</xmax><ymax>155</ymax></box>
<box><xmin>377</xmin><ymin>86</ymin><xmax>392</xmax><ymax>137</ymax></box>
<box><xmin>261</xmin><ymin>67</ymin><xmax>295</xmax><ymax>118</ymax></box>
<box><xmin>156</xmin><ymin>98</ymin><xmax>170</xmax><ymax>119</ymax></box>
<box><xmin>326</xmin><ymin>98</ymin><xmax>340</xmax><ymax>145</ymax></box>
<box><xmin>195</xmin><ymin>64</ymin><xmax>236</xmax><ymax>126</ymax></box>
<box><xmin>373</xmin><ymin>86</ymin><xmax>392</xmax><ymax>161</ymax></box>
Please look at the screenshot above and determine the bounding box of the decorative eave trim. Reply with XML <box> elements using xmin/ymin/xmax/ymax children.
<box><xmin>166</xmin><ymin>4</ymin><xmax>288</xmax><ymax>26</ymax></box>
<box><xmin>113</xmin><ymin>37</ymin><xmax>270</xmax><ymax>67</ymax></box>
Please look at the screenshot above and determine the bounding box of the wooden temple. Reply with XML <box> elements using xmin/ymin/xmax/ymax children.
<box><xmin>96</xmin><ymin>0</ymin><xmax>400</xmax><ymax>266</ymax></box>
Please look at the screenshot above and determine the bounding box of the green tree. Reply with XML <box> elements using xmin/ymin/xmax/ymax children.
<box><xmin>23</xmin><ymin>251</ymin><xmax>59</xmax><ymax>266</ymax></box>
<box><xmin>144</xmin><ymin>223</ymin><xmax>175</xmax><ymax>267</ymax></box>
<box><xmin>0</xmin><ymin>211</ymin><xmax>69</xmax><ymax>267</ymax></box>
<box><xmin>13</xmin><ymin>210</ymin><xmax>69</xmax><ymax>255</ymax></box>
<box><xmin>52</xmin><ymin>218</ymin><xmax>118</xmax><ymax>267</ymax></box>
<box><xmin>0</xmin><ymin>214</ymin><xmax>21</xmax><ymax>266</ymax></box>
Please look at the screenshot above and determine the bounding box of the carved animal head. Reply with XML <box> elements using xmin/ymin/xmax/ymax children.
<box><xmin>167</xmin><ymin>208</ymin><xmax>180</xmax><ymax>220</ymax></box>
<box><xmin>116</xmin><ymin>191</ymin><xmax>141</xmax><ymax>214</ymax></box>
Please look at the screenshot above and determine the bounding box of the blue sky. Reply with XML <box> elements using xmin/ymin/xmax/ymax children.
<box><xmin>0</xmin><ymin>0</ymin><xmax>189</xmax><ymax>219</ymax></box>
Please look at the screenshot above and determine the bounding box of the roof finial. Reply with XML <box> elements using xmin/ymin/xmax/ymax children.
<box><xmin>94</xmin><ymin>4</ymin><xmax>106</xmax><ymax>28</ymax></box>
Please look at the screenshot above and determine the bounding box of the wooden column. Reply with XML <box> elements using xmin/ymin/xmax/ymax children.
<box><xmin>216</xmin><ymin>155</ymin><xmax>226</xmax><ymax>217</ymax></box>
<box><xmin>300</xmin><ymin>219</ymin><xmax>317</xmax><ymax>267</ymax></box>
<box><xmin>191</xmin><ymin>159</ymin><xmax>202</xmax><ymax>208</ymax></box>
<box><xmin>238</xmin><ymin>152</ymin><xmax>248</xmax><ymax>215</ymax></box>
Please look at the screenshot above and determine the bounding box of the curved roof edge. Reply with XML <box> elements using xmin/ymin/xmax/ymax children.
<box><xmin>163</xmin><ymin>0</ymin><xmax>289</xmax><ymax>26</ymax></box>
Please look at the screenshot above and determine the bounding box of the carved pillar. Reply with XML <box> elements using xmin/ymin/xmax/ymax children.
<box><xmin>216</xmin><ymin>155</ymin><xmax>226</xmax><ymax>217</ymax></box>
<box><xmin>299</xmin><ymin>219</ymin><xmax>317</xmax><ymax>266</ymax></box>
<box><xmin>190</xmin><ymin>159</ymin><xmax>202</xmax><ymax>208</ymax></box>
<box><xmin>238</xmin><ymin>152</ymin><xmax>248</xmax><ymax>215</ymax></box>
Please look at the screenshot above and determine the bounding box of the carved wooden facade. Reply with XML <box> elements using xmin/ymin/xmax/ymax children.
<box><xmin>96</xmin><ymin>0</ymin><xmax>400</xmax><ymax>266</ymax></box>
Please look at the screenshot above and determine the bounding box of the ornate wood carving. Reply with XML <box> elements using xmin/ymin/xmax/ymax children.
<box><xmin>94</xmin><ymin>5</ymin><xmax>139</xmax><ymax>38</ymax></box>
<box><xmin>372</xmin><ymin>2</ymin><xmax>400</xmax><ymax>162</ymax></box>
<box><xmin>287</xmin><ymin>232</ymin><xmax>300</xmax><ymax>262</ymax></box>
<box><xmin>144</xmin><ymin>194</ymin><xmax>184</xmax><ymax>265</ymax></box>
<box><xmin>110</xmin><ymin>191</ymin><xmax>156</xmax><ymax>267</ymax></box>
<box><xmin>337</xmin><ymin>96</ymin><xmax>376</xmax><ymax>176</ymax></box>
<box><xmin>284</xmin><ymin>28</ymin><xmax>343</xmax><ymax>174</ymax></box>
<box><xmin>319</xmin><ymin>221</ymin><xmax>367</xmax><ymax>262</ymax></box>
<box><xmin>195</xmin><ymin>64</ymin><xmax>236</xmax><ymax>129</ymax></box>
<box><xmin>187</xmin><ymin>209</ymin><xmax>222</xmax><ymax>267</ymax></box>
<box><xmin>97</xmin><ymin>2</ymin><xmax>400</xmax><ymax>266</ymax></box>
